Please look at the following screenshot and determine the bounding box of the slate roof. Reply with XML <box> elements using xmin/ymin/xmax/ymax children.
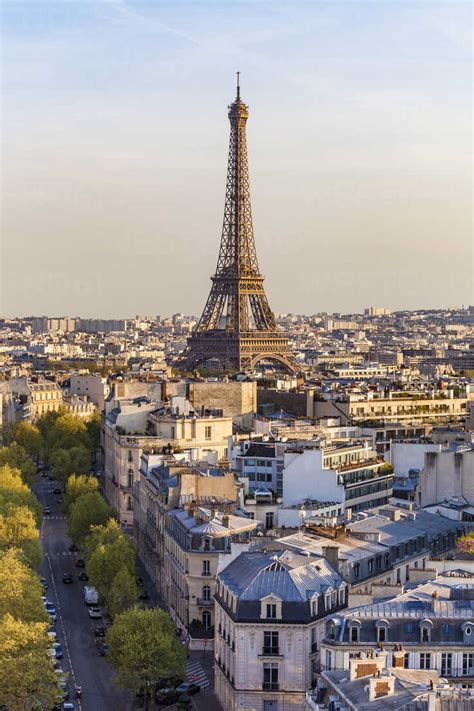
<box><xmin>218</xmin><ymin>549</ymin><xmax>346</xmax><ymax>622</ymax></box>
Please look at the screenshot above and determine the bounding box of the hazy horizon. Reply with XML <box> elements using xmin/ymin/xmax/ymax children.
<box><xmin>2</xmin><ymin>0</ymin><xmax>472</xmax><ymax>318</ymax></box>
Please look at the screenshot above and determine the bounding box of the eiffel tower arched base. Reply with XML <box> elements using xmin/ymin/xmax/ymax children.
<box><xmin>177</xmin><ymin>331</ymin><xmax>297</xmax><ymax>374</ymax></box>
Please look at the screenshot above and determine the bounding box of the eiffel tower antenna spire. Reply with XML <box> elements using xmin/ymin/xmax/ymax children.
<box><xmin>178</xmin><ymin>79</ymin><xmax>296</xmax><ymax>374</ymax></box>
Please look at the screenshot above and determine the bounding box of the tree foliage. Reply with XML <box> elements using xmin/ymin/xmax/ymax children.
<box><xmin>107</xmin><ymin>607</ymin><xmax>186</xmax><ymax>695</ymax></box>
<box><xmin>50</xmin><ymin>445</ymin><xmax>90</xmax><ymax>483</ymax></box>
<box><xmin>63</xmin><ymin>473</ymin><xmax>99</xmax><ymax>513</ymax></box>
<box><xmin>0</xmin><ymin>613</ymin><xmax>61</xmax><ymax>711</ymax></box>
<box><xmin>0</xmin><ymin>444</ymin><xmax>36</xmax><ymax>485</ymax></box>
<box><xmin>107</xmin><ymin>566</ymin><xmax>138</xmax><ymax>619</ymax></box>
<box><xmin>0</xmin><ymin>464</ymin><xmax>42</xmax><ymax>526</ymax></box>
<box><xmin>457</xmin><ymin>533</ymin><xmax>474</xmax><ymax>555</ymax></box>
<box><xmin>0</xmin><ymin>503</ymin><xmax>42</xmax><ymax>568</ymax></box>
<box><xmin>0</xmin><ymin>548</ymin><xmax>48</xmax><ymax>623</ymax></box>
<box><xmin>2</xmin><ymin>422</ymin><xmax>43</xmax><ymax>459</ymax></box>
<box><xmin>84</xmin><ymin>517</ymin><xmax>123</xmax><ymax>558</ymax></box>
<box><xmin>68</xmin><ymin>492</ymin><xmax>115</xmax><ymax>545</ymax></box>
<box><xmin>85</xmin><ymin>412</ymin><xmax>101</xmax><ymax>451</ymax></box>
<box><xmin>87</xmin><ymin>535</ymin><xmax>136</xmax><ymax>601</ymax></box>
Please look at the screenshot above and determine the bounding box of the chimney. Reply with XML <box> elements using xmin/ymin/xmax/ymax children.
<box><xmin>222</xmin><ymin>514</ymin><xmax>230</xmax><ymax>528</ymax></box>
<box><xmin>368</xmin><ymin>675</ymin><xmax>395</xmax><ymax>701</ymax></box>
<box><xmin>321</xmin><ymin>545</ymin><xmax>340</xmax><ymax>571</ymax></box>
<box><xmin>392</xmin><ymin>648</ymin><xmax>405</xmax><ymax>669</ymax></box>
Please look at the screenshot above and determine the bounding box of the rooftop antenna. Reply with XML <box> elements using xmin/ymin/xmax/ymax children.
<box><xmin>236</xmin><ymin>71</ymin><xmax>240</xmax><ymax>100</ymax></box>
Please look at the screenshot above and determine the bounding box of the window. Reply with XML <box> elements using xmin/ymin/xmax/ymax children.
<box><xmin>128</xmin><ymin>450</ymin><xmax>133</xmax><ymax>462</ymax></box>
<box><xmin>368</xmin><ymin>559</ymin><xmax>374</xmax><ymax>573</ymax></box>
<box><xmin>263</xmin><ymin>631</ymin><xmax>279</xmax><ymax>655</ymax></box>
<box><xmin>266</xmin><ymin>512</ymin><xmax>274</xmax><ymax>529</ymax></box>
<box><xmin>127</xmin><ymin>471</ymin><xmax>134</xmax><ymax>488</ymax></box>
<box><xmin>205</xmin><ymin>426</ymin><xmax>212</xmax><ymax>440</ymax></box>
<box><xmin>325</xmin><ymin>650</ymin><xmax>333</xmax><ymax>670</ymax></box>
<box><xmin>354</xmin><ymin>563</ymin><xmax>360</xmax><ymax>579</ymax></box>
<box><xmin>462</xmin><ymin>653</ymin><xmax>474</xmax><ymax>676</ymax></box>
<box><xmin>420</xmin><ymin>622</ymin><xmax>431</xmax><ymax>643</ymax></box>
<box><xmin>404</xmin><ymin>623</ymin><xmax>414</xmax><ymax>634</ymax></box>
<box><xmin>384</xmin><ymin>553</ymin><xmax>390</xmax><ymax>567</ymax></box>
<box><xmin>376</xmin><ymin>555</ymin><xmax>382</xmax><ymax>571</ymax></box>
<box><xmin>442</xmin><ymin>623</ymin><xmax>450</xmax><ymax>635</ymax></box>
<box><xmin>202</xmin><ymin>585</ymin><xmax>211</xmax><ymax>602</ymax></box>
<box><xmin>263</xmin><ymin>663</ymin><xmax>279</xmax><ymax>691</ymax></box>
<box><xmin>441</xmin><ymin>653</ymin><xmax>452</xmax><ymax>676</ymax></box>
<box><xmin>350</xmin><ymin>626</ymin><xmax>359</xmax><ymax>643</ymax></box>
<box><xmin>266</xmin><ymin>604</ymin><xmax>277</xmax><ymax>619</ymax></box>
<box><xmin>420</xmin><ymin>653</ymin><xmax>431</xmax><ymax>670</ymax></box>
<box><xmin>202</xmin><ymin>610</ymin><xmax>211</xmax><ymax>629</ymax></box>
<box><xmin>127</xmin><ymin>496</ymin><xmax>133</xmax><ymax>511</ymax></box>
<box><xmin>202</xmin><ymin>560</ymin><xmax>210</xmax><ymax>576</ymax></box>
<box><xmin>404</xmin><ymin>653</ymin><xmax>410</xmax><ymax>669</ymax></box>
<box><xmin>377</xmin><ymin>626</ymin><xmax>387</xmax><ymax>643</ymax></box>
<box><xmin>203</xmin><ymin>537</ymin><xmax>211</xmax><ymax>551</ymax></box>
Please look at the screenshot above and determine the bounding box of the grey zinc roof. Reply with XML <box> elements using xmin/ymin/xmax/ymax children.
<box><xmin>219</xmin><ymin>550</ymin><xmax>344</xmax><ymax>602</ymax></box>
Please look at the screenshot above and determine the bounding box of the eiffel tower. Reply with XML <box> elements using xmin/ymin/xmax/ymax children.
<box><xmin>179</xmin><ymin>76</ymin><xmax>296</xmax><ymax>373</ymax></box>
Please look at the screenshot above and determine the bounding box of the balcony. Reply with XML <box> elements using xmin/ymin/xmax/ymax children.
<box><xmin>197</xmin><ymin>597</ymin><xmax>213</xmax><ymax>606</ymax></box>
<box><xmin>262</xmin><ymin>682</ymin><xmax>279</xmax><ymax>691</ymax></box>
<box><xmin>260</xmin><ymin>647</ymin><xmax>280</xmax><ymax>656</ymax></box>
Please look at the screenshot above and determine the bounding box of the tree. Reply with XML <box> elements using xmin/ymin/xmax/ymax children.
<box><xmin>85</xmin><ymin>412</ymin><xmax>101</xmax><ymax>451</ymax></box>
<box><xmin>50</xmin><ymin>444</ymin><xmax>90</xmax><ymax>483</ymax></box>
<box><xmin>68</xmin><ymin>492</ymin><xmax>115</xmax><ymax>545</ymax></box>
<box><xmin>0</xmin><ymin>613</ymin><xmax>62</xmax><ymax>711</ymax></box>
<box><xmin>107</xmin><ymin>566</ymin><xmax>138</xmax><ymax>618</ymax></box>
<box><xmin>0</xmin><ymin>548</ymin><xmax>48</xmax><ymax>623</ymax></box>
<box><xmin>0</xmin><ymin>464</ymin><xmax>43</xmax><ymax>526</ymax></box>
<box><xmin>0</xmin><ymin>444</ymin><xmax>36</xmax><ymax>485</ymax></box>
<box><xmin>107</xmin><ymin>607</ymin><xmax>186</xmax><ymax>708</ymax></box>
<box><xmin>87</xmin><ymin>535</ymin><xmax>136</xmax><ymax>601</ymax></box>
<box><xmin>84</xmin><ymin>517</ymin><xmax>123</xmax><ymax>558</ymax></box>
<box><xmin>0</xmin><ymin>503</ymin><xmax>42</xmax><ymax>568</ymax></box>
<box><xmin>3</xmin><ymin>422</ymin><xmax>43</xmax><ymax>460</ymax></box>
<box><xmin>457</xmin><ymin>533</ymin><xmax>474</xmax><ymax>555</ymax></box>
<box><xmin>63</xmin><ymin>473</ymin><xmax>99</xmax><ymax>513</ymax></box>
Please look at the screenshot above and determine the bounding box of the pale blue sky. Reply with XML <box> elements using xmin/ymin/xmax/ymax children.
<box><xmin>1</xmin><ymin>0</ymin><xmax>472</xmax><ymax>317</ymax></box>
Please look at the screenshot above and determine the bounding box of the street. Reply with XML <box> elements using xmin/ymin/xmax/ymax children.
<box><xmin>34</xmin><ymin>476</ymin><xmax>222</xmax><ymax>711</ymax></box>
<box><xmin>34</xmin><ymin>477</ymin><xmax>134</xmax><ymax>711</ymax></box>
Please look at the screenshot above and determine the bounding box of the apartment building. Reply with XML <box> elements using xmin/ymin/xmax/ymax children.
<box><xmin>10</xmin><ymin>377</ymin><xmax>63</xmax><ymax>420</ymax></box>
<box><xmin>282</xmin><ymin>441</ymin><xmax>393</xmax><ymax>515</ymax></box>
<box><xmin>308</xmin><ymin>392</ymin><xmax>468</xmax><ymax>426</ymax></box>
<box><xmin>319</xmin><ymin>576</ymin><xmax>474</xmax><ymax>686</ymax></box>
<box><xmin>418</xmin><ymin>447</ymin><xmax>474</xmax><ymax>507</ymax></box>
<box><xmin>214</xmin><ymin>549</ymin><xmax>347</xmax><ymax>711</ymax></box>
<box><xmin>164</xmin><ymin>505</ymin><xmax>258</xmax><ymax>649</ymax></box>
<box><xmin>133</xmin><ymin>454</ymin><xmax>237</xmax><ymax>595</ymax></box>
<box><xmin>102</xmin><ymin>397</ymin><xmax>233</xmax><ymax>525</ymax></box>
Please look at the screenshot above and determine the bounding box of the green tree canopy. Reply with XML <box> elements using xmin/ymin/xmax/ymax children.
<box><xmin>85</xmin><ymin>412</ymin><xmax>101</xmax><ymax>451</ymax></box>
<box><xmin>68</xmin><ymin>492</ymin><xmax>115</xmax><ymax>545</ymax></box>
<box><xmin>63</xmin><ymin>473</ymin><xmax>99</xmax><ymax>513</ymax></box>
<box><xmin>3</xmin><ymin>422</ymin><xmax>43</xmax><ymax>459</ymax></box>
<box><xmin>0</xmin><ymin>465</ymin><xmax>42</xmax><ymax>526</ymax></box>
<box><xmin>87</xmin><ymin>535</ymin><xmax>136</xmax><ymax>601</ymax></box>
<box><xmin>0</xmin><ymin>548</ymin><xmax>48</xmax><ymax>623</ymax></box>
<box><xmin>107</xmin><ymin>607</ymin><xmax>186</xmax><ymax>698</ymax></box>
<box><xmin>50</xmin><ymin>444</ymin><xmax>90</xmax><ymax>483</ymax></box>
<box><xmin>84</xmin><ymin>517</ymin><xmax>123</xmax><ymax>558</ymax></box>
<box><xmin>0</xmin><ymin>613</ymin><xmax>61</xmax><ymax>711</ymax></box>
<box><xmin>0</xmin><ymin>444</ymin><xmax>36</xmax><ymax>485</ymax></box>
<box><xmin>0</xmin><ymin>503</ymin><xmax>42</xmax><ymax>568</ymax></box>
<box><xmin>107</xmin><ymin>566</ymin><xmax>138</xmax><ymax>619</ymax></box>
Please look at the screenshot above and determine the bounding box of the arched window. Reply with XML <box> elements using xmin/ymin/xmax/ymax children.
<box><xmin>202</xmin><ymin>610</ymin><xmax>211</xmax><ymax>629</ymax></box>
<box><xmin>462</xmin><ymin>621</ymin><xmax>474</xmax><ymax>643</ymax></box>
<box><xmin>203</xmin><ymin>585</ymin><xmax>211</xmax><ymax>602</ymax></box>
<box><xmin>349</xmin><ymin>620</ymin><xmax>361</xmax><ymax>643</ymax></box>
<box><xmin>376</xmin><ymin>620</ymin><xmax>389</xmax><ymax>643</ymax></box>
<box><xmin>420</xmin><ymin>619</ymin><xmax>432</xmax><ymax>643</ymax></box>
<box><xmin>203</xmin><ymin>537</ymin><xmax>212</xmax><ymax>551</ymax></box>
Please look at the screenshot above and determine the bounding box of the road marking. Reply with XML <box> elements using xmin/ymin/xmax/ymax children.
<box><xmin>46</xmin><ymin>553</ymin><xmax>83</xmax><ymax>711</ymax></box>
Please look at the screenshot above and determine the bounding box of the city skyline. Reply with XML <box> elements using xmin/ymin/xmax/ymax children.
<box><xmin>2</xmin><ymin>0</ymin><xmax>472</xmax><ymax>318</ymax></box>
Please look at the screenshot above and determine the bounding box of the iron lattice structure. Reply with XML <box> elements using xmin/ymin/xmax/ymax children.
<box><xmin>179</xmin><ymin>78</ymin><xmax>296</xmax><ymax>373</ymax></box>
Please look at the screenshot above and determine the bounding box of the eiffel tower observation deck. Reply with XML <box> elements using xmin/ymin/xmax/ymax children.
<box><xmin>179</xmin><ymin>76</ymin><xmax>296</xmax><ymax>374</ymax></box>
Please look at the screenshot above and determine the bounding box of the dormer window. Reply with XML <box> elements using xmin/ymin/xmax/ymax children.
<box><xmin>462</xmin><ymin>621</ymin><xmax>474</xmax><ymax>643</ymax></box>
<box><xmin>349</xmin><ymin>619</ymin><xmax>361</xmax><ymax>643</ymax></box>
<box><xmin>260</xmin><ymin>595</ymin><xmax>282</xmax><ymax>620</ymax></box>
<box><xmin>203</xmin><ymin>537</ymin><xmax>212</xmax><ymax>551</ymax></box>
<box><xmin>376</xmin><ymin>619</ymin><xmax>389</xmax><ymax>643</ymax></box>
<box><xmin>420</xmin><ymin>619</ymin><xmax>432</xmax><ymax>643</ymax></box>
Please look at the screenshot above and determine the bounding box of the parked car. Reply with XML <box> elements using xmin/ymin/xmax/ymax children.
<box><xmin>88</xmin><ymin>607</ymin><xmax>102</xmax><ymax>619</ymax></box>
<box><xmin>154</xmin><ymin>688</ymin><xmax>179</xmax><ymax>705</ymax></box>
<box><xmin>45</xmin><ymin>602</ymin><xmax>57</xmax><ymax>621</ymax></box>
<box><xmin>48</xmin><ymin>630</ymin><xmax>58</xmax><ymax>642</ymax></box>
<box><xmin>69</xmin><ymin>543</ymin><xmax>79</xmax><ymax>552</ymax></box>
<box><xmin>62</xmin><ymin>573</ymin><xmax>73</xmax><ymax>584</ymax></box>
<box><xmin>40</xmin><ymin>577</ymin><xmax>48</xmax><ymax>590</ymax></box>
<box><xmin>53</xmin><ymin>642</ymin><xmax>63</xmax><ymax>659</ymax></box>
<box><xmin>78</xmin><ymin>571</ymin><xmax>89</xmax><ymax>581</ymax></box>
<box><xmin>41</xmin><ymin>471</ymin><xmax>49</xmax><ymax>478</ymax></box>
<box><xmin>94</xmin><ymin>624</ymin><xmax>107</xmax><ymax>637</ymax></box>
<box><xmin>138</xmin><ymin>588</ymin><xmax>149</xmax><ymax>600</ymax></box>
<box><xmin>96</xmin><ymin>639</ymin><xmax>110</xmax><ymax>656</ymax></box>
<box><xmin>56</xmin><ymin>497</ymin><xmax>63</xmax><ymax>504</ymax></box>
<box><xmin>175</xmin><ymin>682</ymin><xmax>201</xmax><ymax>696</ymax></box>
<box><xmin>53</xmin><ymin>488</ymin><xmax>62</xmax><ymax>495</ymax></box>
<box><xmin>75</xmin><ymin>558</ymin><xmax>85</xmax><ymax>568</ymax></box>
<box><xmin>43</xmin><ymin>507</ymin><xmax>51</xmax><ymax>515</ymax></box>
<box><xmin>63</xmin><ymin>704</ymin><xmax>76</xmax><ymax>711</ymax></box>
<box><xmin>156</xmin><ymin>676</ymin><xmax>183</xmax><ymax>691</ymax></box>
